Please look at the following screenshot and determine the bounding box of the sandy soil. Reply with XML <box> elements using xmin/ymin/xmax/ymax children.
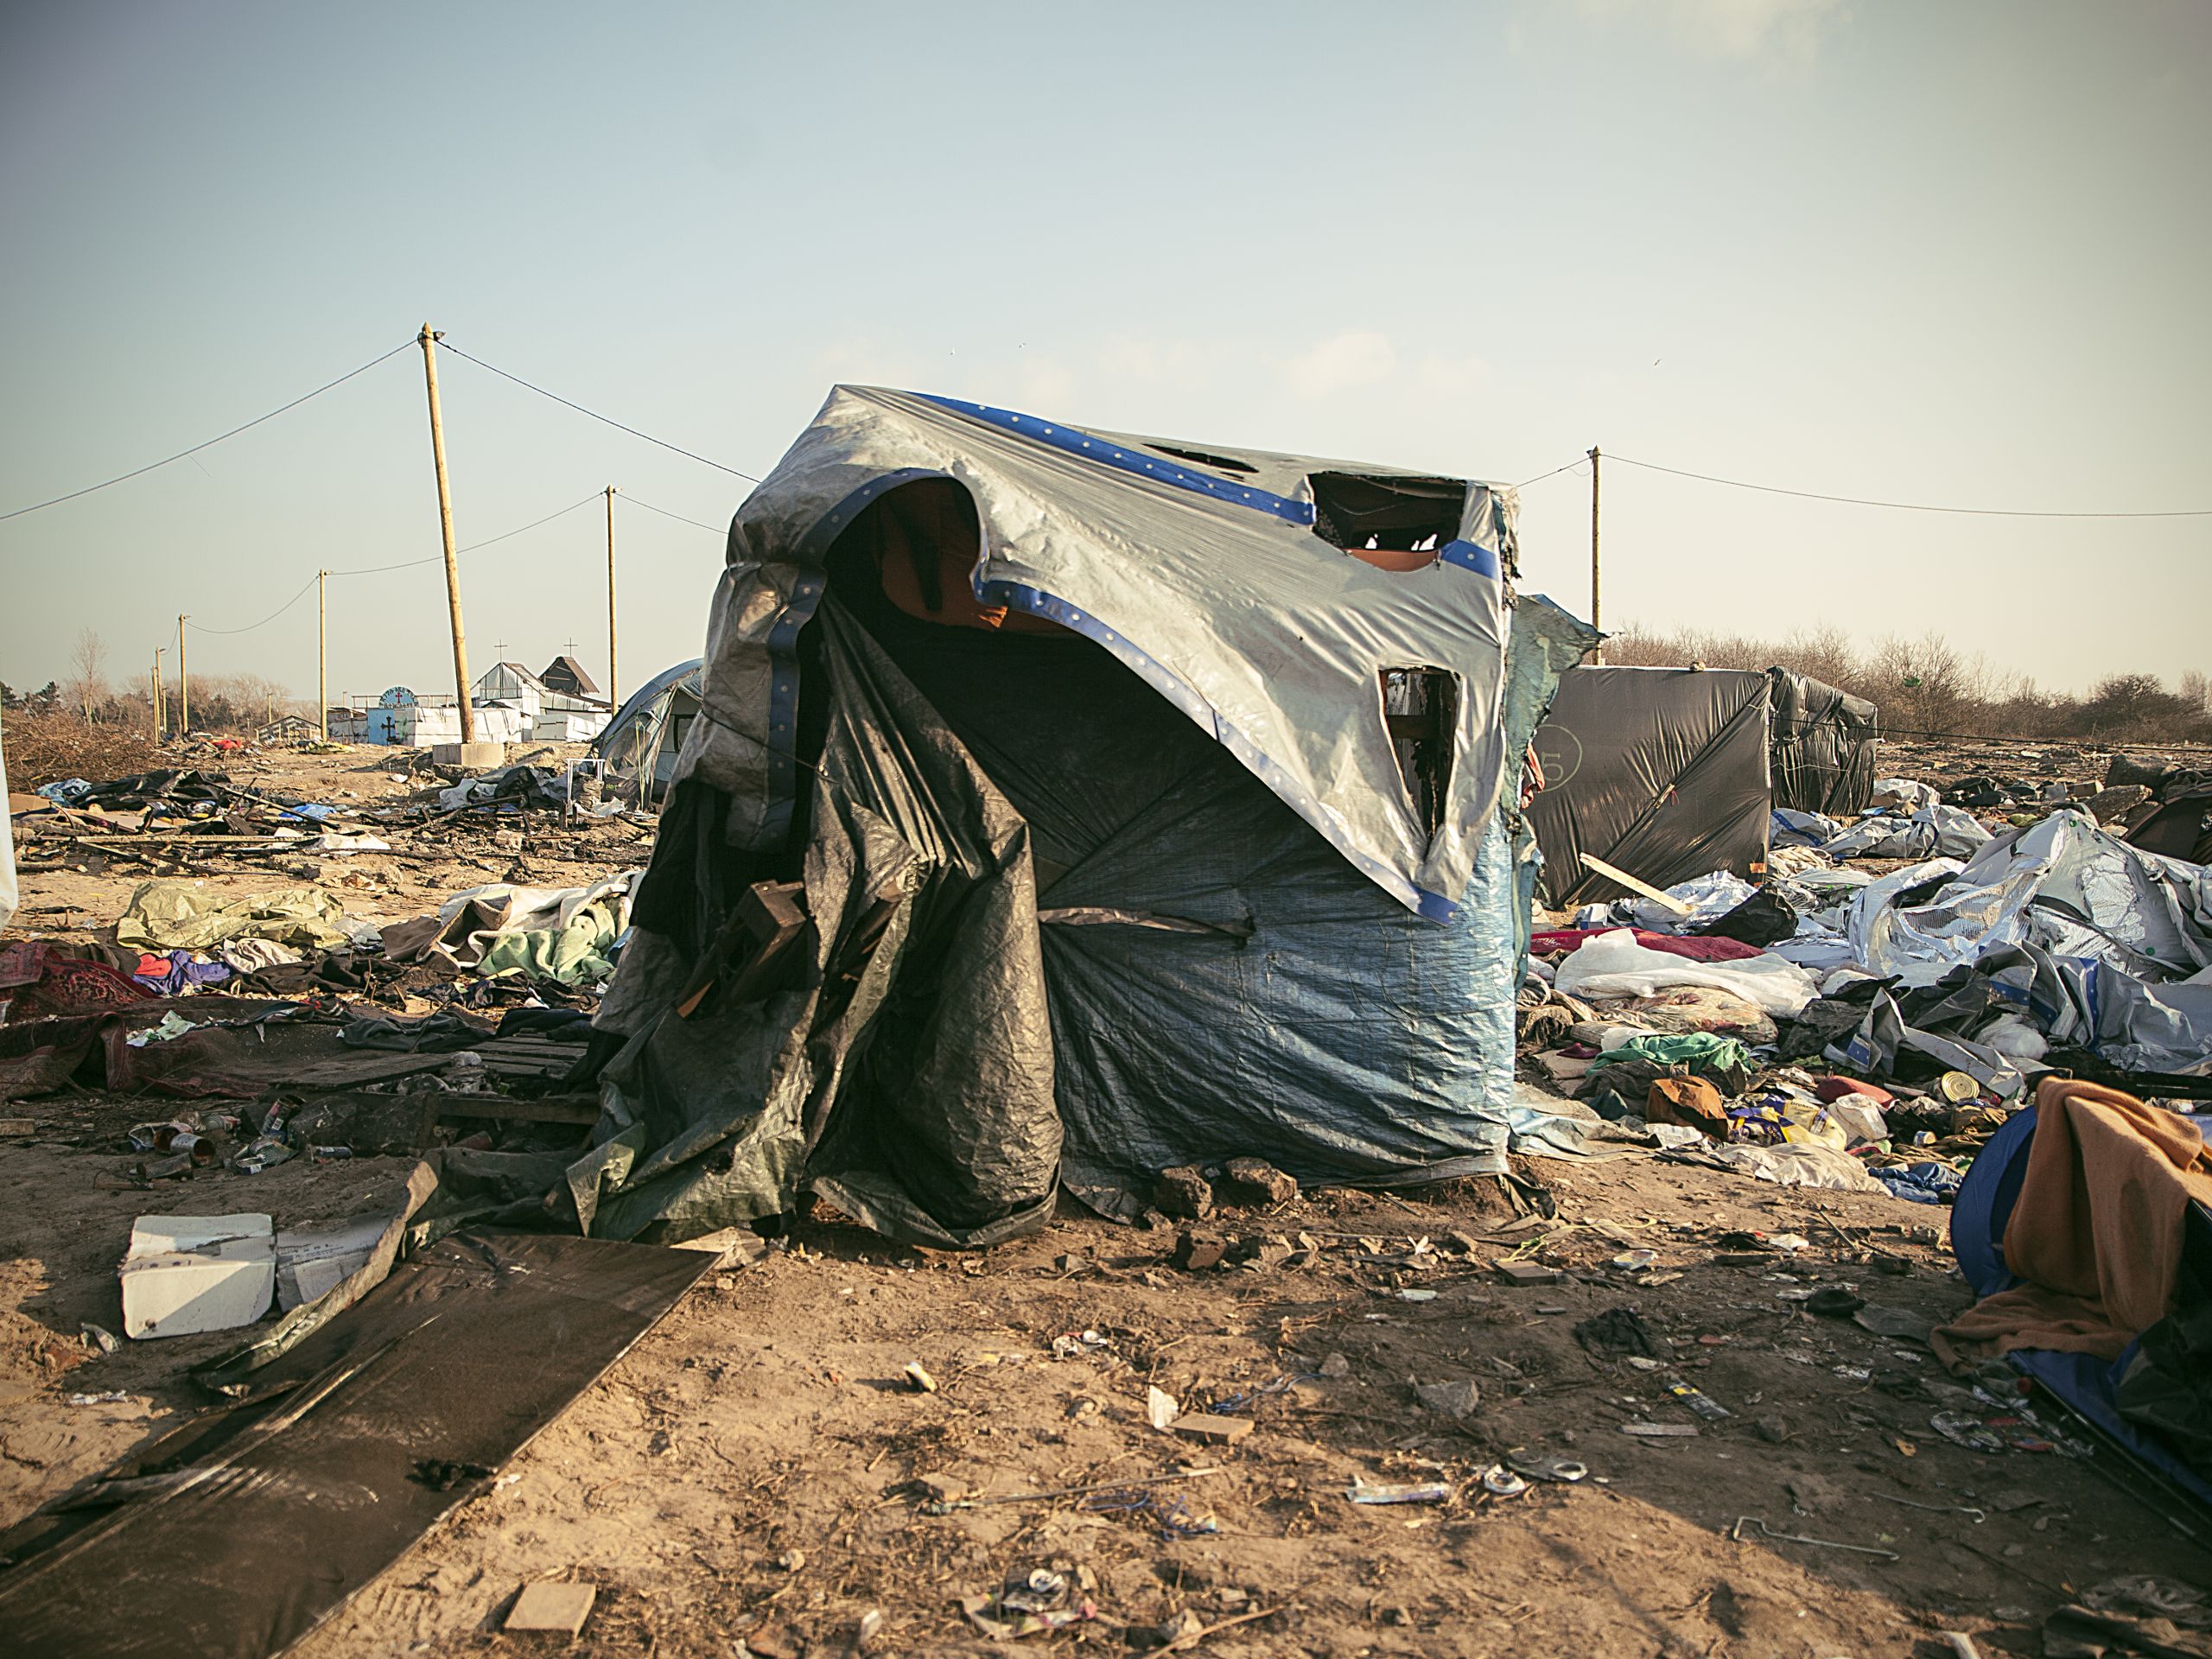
<box><xmin>1</xmin><ymin>741</ymin><xmax>2204</xmax><ymax>1657</ymax></box>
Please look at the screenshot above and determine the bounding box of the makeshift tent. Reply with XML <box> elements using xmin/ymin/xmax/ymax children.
<box><xmin>1529</xmin><ymin>664</ymin><xmax>1878</xmax><ymax>906</ymax></box>
<box><xmin>591</xmin><ymin>659</ymin><xmax>705</xmax><ymax>804</ymax></box>
<box><xmin>1530</xmin><ymin>666</ymin><xmax>1772</xmax><ymax>907</ymax></box>
<box><xmin>1768</xmin><ymin>668</ymin><xmax>1879</xmax><ymax>816</ymax></box>
<box><xmin>573</xmin><ymin>385</ymin><xmax>1595</xmax><ymax>1247</ymax></box>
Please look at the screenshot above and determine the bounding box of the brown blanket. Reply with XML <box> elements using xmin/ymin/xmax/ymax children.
<box><xmin>1933</xmin><ymin>1077</ymin><xmax>2212</xmax><ymax>1370</ymax></box>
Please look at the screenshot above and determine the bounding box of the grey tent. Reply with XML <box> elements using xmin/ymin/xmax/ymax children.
<box><xmin>573</xmin><ymin>386</ymin><xmax>1594</xmax><ymax>1248</ymax></box>
<box><xmin>1529</xmin><ymin>664</ymin><xmax>1878</xmax><ymax>907</ymax></box>
<box><xmin>591</xmin><ymin>659</ymin><xmax>705</xmax><ymax>805</ymax></box>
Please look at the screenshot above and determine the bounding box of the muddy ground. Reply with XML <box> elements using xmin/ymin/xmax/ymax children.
<box><xmin>2</xmin><ymin>740</ymin><xmax>2206</xmax><ymax>1657</ymax></box>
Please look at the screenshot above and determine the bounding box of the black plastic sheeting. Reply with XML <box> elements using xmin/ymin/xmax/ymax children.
<box><xmin>577</xmin><ymin>569</ymin><xmax>1547</xmax><ymax>1245</ymax></box>
<box><xmin>1768</xmin><ymin>667</ymin><xmax>1879</xmax><ymax>816</ymax></box>
<box><xmin>0</xmin><ymin>1231</ymin><xmax>710</xmax><ymax>1659</ymax></box>
<box><xmin>1529</xmin><ymin>666</ymin><xmax>1774</xmax><ymax>906</ymax></box>
<box><xmin>840</xmin><ymin>569</ymin><xmax>1530</xmax><ymax>1214</ymax></box>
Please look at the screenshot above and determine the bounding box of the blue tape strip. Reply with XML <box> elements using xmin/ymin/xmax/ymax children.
<box><xmin>1438</xmin><ymin>538</ymin><xmax>1500</xmax><ymax>579</ymax></box>
<box><xmin>917</xmin><ymin>393</ymin><xmax>1318</xmax><ymax>526</ymax></box>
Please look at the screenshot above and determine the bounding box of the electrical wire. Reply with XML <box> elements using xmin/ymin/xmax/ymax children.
<box><xmin>181</xmin><ymin>493</ymin><xmax>606</xmax><ymax>634</ymax></box>
<box><xmin>183</xmin><ymin>573</ymin><xmax>320</xmax><ymax>636</ymax></box>
<box><xmin>1605</xmin><ymin>453</ymin><xmax>2212</xmax><ymax>519</ymax></box>
<box><xmin>621</xmin><ymin>493</ymin><xmax>727</xmax><ymax>535</ymax></box>
<box><xmin>0</xmin><ymin>341</ymin><xmax>415</xmax><ymax>523</ymax></box>
<box><xmin>435</xmin><ymin>341</ymin><xmax>762</xmax><ymax>483</ymax></box>
<box><xmin>1514</xmin><ymin>458</ymin><xmax>1588</xmax><ymax>490</ymax></box>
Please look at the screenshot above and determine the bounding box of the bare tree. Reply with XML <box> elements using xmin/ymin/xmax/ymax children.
<box><xmin>67</xmin><ymin>627</ymin><xmax>107</xmax><ymax>728</ymax></box>
<box><xmin>2182</xmin><ymin>670</ymin><xmax>2211</xmax><ymax>714</ymax></box>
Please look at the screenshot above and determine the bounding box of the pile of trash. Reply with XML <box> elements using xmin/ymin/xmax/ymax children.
<box><xmin>1519</xmin><ymin>779</ymin><xmax>2212</xmax><ymax>1205</ymax></box>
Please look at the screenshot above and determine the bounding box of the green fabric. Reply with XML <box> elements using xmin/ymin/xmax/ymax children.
<box><xmin>474</xmin><ymin>899</ymin><xmax>620</xmax><ymax>984</ymax></box>
<box><xmin>117</xmin><ymin>880</ymin><xmax>355</xmax><ymax>953</ymax></box>
<box><xmin>1588</xmin><ymin>1032</ymin><xmax>1753</xmax><ymax>1074</ymax></box>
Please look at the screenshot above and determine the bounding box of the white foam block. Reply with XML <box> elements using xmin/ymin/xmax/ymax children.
<box><xmin>121</xmin><ymin>1213</ymin><xmax>275</xmax><ymax>1339</ymax></box>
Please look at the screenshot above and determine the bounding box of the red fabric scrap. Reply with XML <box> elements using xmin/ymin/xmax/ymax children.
<box><xmin>1528</xmin><ymin>928</ymin><xmax>1765</xmax><ymax>963</ymax></box>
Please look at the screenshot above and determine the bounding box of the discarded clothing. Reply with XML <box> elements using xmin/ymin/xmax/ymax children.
<box><xmin>0</xmin><ymin>942</ymin><xmax>154</xmax><ymax>1022</ymax></box>
<box><xmin>131</xmin><ymin>950</ymin><xmax>232</xmax><ymax>998</ymax></box>
<box><xmin>340</xmin><ymin>1011</ymin><xmax>496</xmax><ymax>1052</ymax></box>
<box><xmin>1589</xmin><ymin>1031</ymin><xmax>1753</xmax><ymax>1076</ymax></box>
<box><xmin>412</xmin><ymin>873</ymin><xmax>639</xmax><ymax>984</ymax></box>
<box><xmin>1527</xmin><ymin>928</ymin><xmax>1763</xmax><ymax>963</ymax></box>
<box><xmin>1645</xmin><ymin>1076</ymin><xmax>1728</xmax><ymax>1136</ymax></box>
<box><xmin>1935</xmin><ymin>1077</ymin><xmax>2212</xmax><ymax>1368</ymax></box>
<box><xmin>1554</xmin><ymin>929</ymin><xmax>1819</xmax><ymax>1016</ymax></box>
<box><xmin>1871</xmin><ymin>1162</ymin><xmax>1961</xmax><ymax>1205</ymax></box>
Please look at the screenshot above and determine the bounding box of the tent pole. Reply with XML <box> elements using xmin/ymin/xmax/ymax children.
<box><xmin>1587</xmin><ymin>445</ymin><xmax>1602</xmax><ymax>664</ymax></box>
<box><xmin>417</xmin><ymin>324</ymin><xmax>475</xmax><ymax>744</ymax></box>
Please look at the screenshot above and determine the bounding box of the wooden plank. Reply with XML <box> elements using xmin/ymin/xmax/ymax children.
<box><xmin>677</xmin><ymin>880</ymin><xmax>809</xmax><ymax>1020</ymax></box>
<box><xmin>1578</xmin><ymin>852</ymin><xmax>1694</xmax><ymax>916</ymax></box>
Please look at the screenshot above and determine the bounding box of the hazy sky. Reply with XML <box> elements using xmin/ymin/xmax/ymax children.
<box><xmin>3</xmin><ymin>0</ymin><xmax>2205</xmax><ymax>710</ymax></box>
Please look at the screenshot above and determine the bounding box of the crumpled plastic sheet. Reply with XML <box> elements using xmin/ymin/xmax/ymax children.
<box><xmin>434</xmin><ymin>872</ymin><xmax>639</xmax><ymax>979</ymax></box>
<box><xmin>1824</xmin><ymin>985</ymin><xmax>2037</xmax><ymax>1100</ymax></box>
<box><xmin>1498</xmin><ymin>1081</ymin><xmax>1652</xmax><ymax>1161</ymax></box>
<box><xmin>116</xmin><ymin>881</ymin><xmax>373</xmax><ymax>954</ymax></box>
<box><xmin>1822</xmin><ymin>803</ymin><xmax>1992</xmax><ymax>861</ymax></box>
<box><xmin>1665</xmin><ymin>1137</ymin><xmax>1891</xmax><ymax>1193</ymax></box>
<box><xmin>1771</xmin><ymin>808</ymin><xmax>1843</xmax><ymax>848</ymax></box>
<box><xmin>1832</xmin><ymin>810</ymin><xmax>2212</xmax><ymax>1075</ymax></box>
<box><xmin>1554</xmin><ymin>928</ymin><xmax>1821</xmax><ymax>1016</ymax></box>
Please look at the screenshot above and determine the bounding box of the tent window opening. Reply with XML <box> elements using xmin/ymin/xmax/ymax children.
<box><xmin>1309</xmin><ymin>472</ymin><xmax>1466</xmax><ymax>571</ymax></box>
<box><xmin>1380</xmin><ymin>667</ymin><xmax>1459</xmax><ymax>843</ymax></box>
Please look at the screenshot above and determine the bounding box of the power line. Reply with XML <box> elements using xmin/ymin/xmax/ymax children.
<box><xmin>184</xmin><ymin>573</ymin><xmax>320</xmax><ymax>637</ymax></box>
<box><xmin>436</xmin><ymin>340</ymin><xmax>762</xmax><ymax>483</ymax></box>
<box><xmin>183</xmin><ymin>494</ymin><xmax>605</xmax><ymax>634</ymax></box>
<box><xmin>1606</xmin><ymin>453</ymin><xmax>2212</xmax><ymax>519</ymax></box>
<box><xmin>1514</xmin><ymin>458</ymin><xmax>1588</xmax><ymax>490</ymax></box>
<box><xmin>0</xmin><ymin>341</ymin><xmax>415</xmax><ymax>524</ymax></box>
<box><xmin>622</xmin><ymin>493</ymin><xmax>727</xmax><ymax>535</ymax></box>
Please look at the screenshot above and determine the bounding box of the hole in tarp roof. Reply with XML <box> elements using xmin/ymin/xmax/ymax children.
<box><xmin>1310</xmin><ymin>472</ymin><xmax>1465</xmax><ymax>569</ymax></box>
<box><xmin>1142</xmin><ymin>442</ymin><xmax>1259</xmax><ymax>476</ymax></box>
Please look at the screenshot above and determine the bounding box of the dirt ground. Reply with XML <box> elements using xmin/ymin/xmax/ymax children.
<box><xmin>2</xmin><ymin>741</ymin><xmax>2206</xmax><ymax>1657</ymax></box>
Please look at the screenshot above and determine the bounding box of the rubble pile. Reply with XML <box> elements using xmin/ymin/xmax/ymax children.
<box><xmin>1515</xmin><ymin>754</ymin><xmax>2212</xmax><ymax>1207</ymax></box>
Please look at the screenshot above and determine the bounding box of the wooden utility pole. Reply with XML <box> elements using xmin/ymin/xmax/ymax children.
<box><xmin>177</xmin><ymin>615</ymin><xmax>189</xmax><ymax>734</ymax></box>
<box><xmin>1587</xmin><ymin>446</ymin><xmax>1603</xmax><ymax>664</ymax></box>
<box><xmin>604</xmin><ymin>485</ymin><xmax>619</xmax><ymax>713</ymax></box>
<box><xmin>317</xmin><ymin>569</ymin><xmax>329</xmax><ymax>743</ymax></box>
<box><xmin>150</xmin><ymin>648</ymin><xmax>163</xmax><ymax>741</ymax></box>
<box><xmin>417</xmin><ymin>324</ymin><xmax>475</xmax><ymax>742</ymax></box>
